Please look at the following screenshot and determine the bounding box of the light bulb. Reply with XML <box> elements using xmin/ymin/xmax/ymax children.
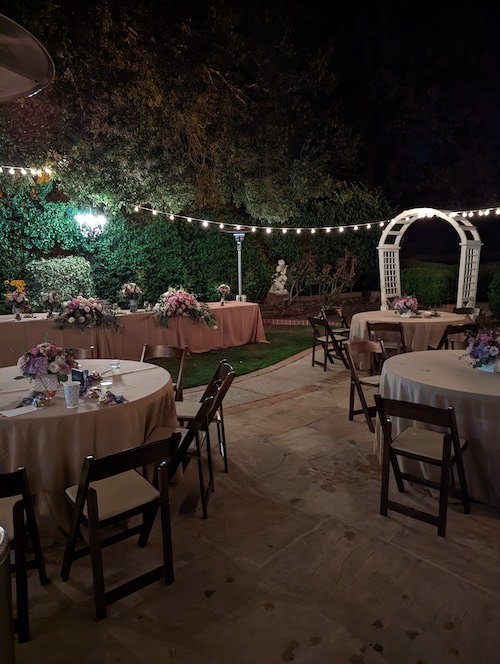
<box><xmin>311</xmin><ymin>228</ymin><xmax>316</xmax><ymax>234</ymax></box>
<box><xmin>296</xmin><ymin>228</ymin><xmax>301</xmax><ymax>234</ymax></box>
<box><xmin>152</xmin><ymin>209</ymin><xmax>158</xmax><ymax>215</ymax></box>
<box><xmin>219</xmin><ymin>223</ymin><xmax>224</xmax><ymax>229</ymax></box>
<box><xmin>366</xmin><ymin>224</ymin><xmax>371</xmax><ymax>229</ymax></box>
<box><xmin>326</xmin><ymin>227</ymin><xmax>331</xmax><ymax>233</ymax></box>
<box><xmin>282</xmin><ymin>228</ymin><xmax>287</xmax><ymax>234</ymax></box>
<box><xmin>251</xmin><ymin>226</ymin><xmax>256</xmax><ymax>232</ymax></box>
<box><xmin>9</xmin><ymin>168</ymin><xmax>15</xmax><ymax>175</ymax></box>
<box><xmin>169</xmin><ymin>214</ymin><xmax>174</xmax><ymax>221</ymax></box>
<box><xmin>202</xmin><ymin>220</ymin><xmax>209</xmax><ymax>227</ymax></box>
<box><xmin>134</xmin><ymin>205</ymin><xmax>139</xmax><ymax>212</ymax></box>
<box><xmin>187</xmin><ymin>217</ymin><xmax>192</xmax><ymax>222</ymax></box>
<box><xmin>266</xmin><ymin>228</ymin><xmax>272</xmax><ymax>234</ymax></box>
<box><xmin>338</xmin><ymin>227</ymin><xmax>344</xmax><ymax>233</ymax></box>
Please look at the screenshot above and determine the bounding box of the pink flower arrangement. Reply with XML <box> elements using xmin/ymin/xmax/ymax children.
<box><xmin>56</xmin><ymin>295</ymin><xmax>119</xmax><ymax>330</ymax></box>
<box><xmin>394</xmin><ymin>295</ymin><xmax>419</xmax><ymax>315</ymax></box>
<box><xmin>216</xmin><ymin>284</ymin><xmax>231</xmax><ymax>296</ymax></box>
<box><xmin>6</xmin><ymin>290</ymin><xmax>28</xmax><ymax>307</ymax></box>
<box><xmin>17</xmin><ymin>342</ymin><xmax>76</xmax><ymax>379</ymax></box>
<box><xmin>153</xmin><ymin>287</ymin><xmax>217</xmax><ymax>329</ymax></box>
<box><xmin>121</xmin><ymin>282</ymin><xmax>142</xmax><ymax>299</ymax></box>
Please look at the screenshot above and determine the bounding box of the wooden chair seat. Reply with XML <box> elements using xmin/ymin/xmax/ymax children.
<box><xmin>359</xmin><ymin>375</ymin><xmax>381</xmax><ymax>387</ymax></box>
<box><xmin>0</xmin><ymin>495</ymin><xmax>23</xmax><ymax>538</ymax></box>
<box><xmin>392</xmin><ymin>427</ymin><xmax>466</xmax><ymax>460</ymax></box>
<box><xmin>65</xmin><ymin>470</ymin><xmax>160</xmax><ymax>521</ymax></box>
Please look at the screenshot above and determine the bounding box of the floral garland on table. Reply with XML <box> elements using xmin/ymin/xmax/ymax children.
<box><xmin>394</xmin><ymin>295</ymin><xmax>419</xmax><ymax>316</ymax></box>
<box><xmin>121</xmin><ymin>282</ymin><xmax>142</xmax><ymax>299</ymax></box>
<box><xmin>153</xmin><ymin>287</ymin><xmax>218</xmax><ymax>329</ymax></box>
<box><xmin>464</xmin><ymin>329</ymin><xmax>500</xmax><ymax>369</ymax></box>
<box><xmin>55</xmin><ymin>295</ymin><xmax>119</xmax><ymax>330</ymax></box>
<box><xmin>17</xmin><ymin>342</ymin><xmax>76</xmax><ymax>380</ymax></box>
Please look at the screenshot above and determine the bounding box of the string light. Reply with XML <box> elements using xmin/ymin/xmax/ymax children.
<box><xmin>0</xmin><ymin>164</ymin><xmax>51</xmax><ymax>176</ymax></box>
<box><xmin>130</xmin><ymin>203</ymin><xmax>500</xmax><ymax>238</ymax></box>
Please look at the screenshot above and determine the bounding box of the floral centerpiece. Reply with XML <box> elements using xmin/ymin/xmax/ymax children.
<box><xmin>153</xmin><ymin>287</ymin><xmax>218</xmax><ymax>329</ymax></box>
<box><xmin>4</xmin><ymin>279</ymin><xmax>28</xmax><ymax>319</ymax></box>
<box><xmin>40</xmin><ymin>290</ymin><xmax>61</xmax><ymax>318</ymax></box>
<box><xmin>216</xmin><ymin>283</ymin><xmax>231</xmax><ymax>306</ymax></box>
<box><xmin>121</xmin><ymin>283</ymin><xmax>142</xmax><ymax>312</ymax></box>
<box><xmin>394</xmin><ymin>295</ymin><xmax>419</xmax><ymax>317</ymax></box>
<box><xmin>464</xmin><ymin>328</ymin><xmax>500</xmax><ymax>373</ymax></box>
<box><xmin>17</xmin><ymin>342</ymin><xmax>77</xmax><ymax>398</ymax></box>
<box><xmin>56</xmin><ymin>295</ymin><xmax>119</xmax><ymax>330</ymax></box>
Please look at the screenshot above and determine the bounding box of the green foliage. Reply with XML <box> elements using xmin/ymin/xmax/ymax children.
<box><xmin>401</xmin><ymin>264</ymin><xmax>457</xmax><ymax>308</ymax></box>
<box><xmin>25</xmin><ymin>256</ymin><xmax>95</xmax><ymax>301</ymax></box>
<box><xmin>487</xmin><ymin>272</ymin><xmax>500</xmax><ymax>319</ymax></box>
<box><xmin>477</xmin><ymin>262</ymin><xmax>500</xmax><ymax>301</ymax></box>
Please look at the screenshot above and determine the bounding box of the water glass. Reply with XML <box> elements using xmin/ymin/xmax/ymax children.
<box><xmin>63</xmin><ymin>381</ymin><xmax>81</xmax><ymax>409</ymax></box>
<box><xmin>109</xmin><ymin>359</ymin><xmax>121</xmax><ymax>375</ymax></box>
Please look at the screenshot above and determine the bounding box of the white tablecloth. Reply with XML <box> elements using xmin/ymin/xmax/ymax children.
<box><xmin>0</xmin><ymin>360</ymin><xmax>177</xmax><ymax>541</ymax></box>
<box><xmin>376</xmin><ymin>350</ymin><xmax>500</xmax><ymax>506</ymax></box>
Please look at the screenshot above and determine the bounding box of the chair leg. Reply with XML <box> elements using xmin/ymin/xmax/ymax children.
<box><xmin>356</xmin><ymin>384</ymin><xmax>375</xmax><ymax>433</ymax></box>
<box><xmin>437</xmin><ymin>460</ymin><xmax>450</xmax><ymax>538</ymax></box>
<box><xmin>13</xmin><ymin>502</ymin><xmax>29</xmax><ymax>643</ymax></box>
<box><xmin>87</xmin><ymin>489</ymin><xmax>107</xmax><ymax>620</ymax></box>
<box><xmin>379</xmin><ymin>442</ymin><xmax>391</xmax><ymax>517</ymax></box>
<box><xmin>454</xmin><ymin>450</ymin><xmax>471</xmax><ymax>514</ymax></box>
<box><xmin>205</xmin><ymin>427</ymin><xmax>215</xmax><ymax>495</ymax></box>
<box><xmin>218</xmin><ymin>407</ymin><xmax>229</xmax><ymax>473</ymax></box>
<box><xmin>390</xmin><ymin>451</ymin><xmax>405</xmax><ymax>492</ymax></box>
<box><xmin>158</xmin><ymin>464</ymin><xmax>175</xmax><ymax>585</ymax></box>
<box><xmin>348</xmin><ymin>381</ymin><xmax>356</xmax><ymax>421</ymax></box>
<box><xmin>195</xmin><ymin>432</ymin><xmax>208</xmax><ymax>519</ymax></box>
<box><xmin>311</xmin><ymin>339</ymin><xmax>316</xmax><ymax>367</ymax></box>
<box><xmin>61</xmin><ymin>497</ymin><xmax>86</xmax><ymax>582</ymax></box>
<box><xmin>25</xmin><ymin>498</ymin><xmax>49</xmax><ymax>586</ymax></box>
<box><xmin>138</xmin><ymin>504</ymin><xmax>159</xmax><ymax>548</ymax></box>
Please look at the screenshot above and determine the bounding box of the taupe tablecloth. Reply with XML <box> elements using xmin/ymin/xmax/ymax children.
<box><xmin>0</xmin><ymin>301</ymin><xmax>268</xmax><ymax>367</ymax></box>
<box><xmin>376</xmin><ymin>350</ymin><xmax>500</xmax><ymax>506</ymax></box>
<box><xmin>0</xmin><ymin>360</ymin><xmax>177</xmax><ymax>541</ymax></box>
<box><xmin>349</xmin><ymin>309</ymin><xmax>466</xmax><ymax>369</ymax></box>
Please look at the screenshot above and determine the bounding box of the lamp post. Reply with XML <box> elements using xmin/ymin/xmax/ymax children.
<box><xmin>233</xmin><ymin>232</ymin><xmax>245</xmax><ymax>300</ymax></box>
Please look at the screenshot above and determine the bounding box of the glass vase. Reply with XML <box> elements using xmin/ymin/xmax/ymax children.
<box><xmin>34</xmin><ymin>373</ymin><xmax>59</xmax><ymax>399</ymax></box>
<box><xmin>129</xmin><ymin>299</ymin><xmax>138</xmax><ymax>313</ymax></box>
<box><xmin>13</xmin><ymin>306</ymin><xmax>23</xmax><ymax>321</ymax></box>
<box><xmin>220</xmin><ymin>296</ymin><xmax>225</xmax><ymax>307</ymax></box>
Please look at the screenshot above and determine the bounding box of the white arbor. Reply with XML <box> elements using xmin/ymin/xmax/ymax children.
<box><xmin>377</xmin><ymin>207</ymin><xmax>482</xmax><ymax>310</ymax></box>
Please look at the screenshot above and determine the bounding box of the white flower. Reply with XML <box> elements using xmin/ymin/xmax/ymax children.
<box><xmin>489</xmin><ymin>346</ymin><xmax>499</xmax><ymax>357</ymax></box>
<box><xmin>68</xmin><ymin>316</ymin><xmax>75</xmax><ymax>324</ymax></box>
<box><xmin>48</xmin><ymin>361</ymin><xmax>59</xmax><ymax>373</ymax></box>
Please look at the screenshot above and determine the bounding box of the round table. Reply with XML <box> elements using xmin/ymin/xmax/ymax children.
<box><xmin>376</xmin><ymin>350</ymin><xmax>500</xmax><ymax>506</ymax></box>
<box><xmin>0</xmin><ymin>360</ymin><xmax>177</xmax><ymax>541</ymax></box>
<box><xmin>349</xmin><ymin>309</ymin><xmax>466</xmax><ymax>350</ymax></box>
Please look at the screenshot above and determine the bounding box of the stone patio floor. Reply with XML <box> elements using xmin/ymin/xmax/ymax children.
<box><xmin>16</xmin><ymin>349</ymin><xmax>500</xmax><ymax>663</ymax></box>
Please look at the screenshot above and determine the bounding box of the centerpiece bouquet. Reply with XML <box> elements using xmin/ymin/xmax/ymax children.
<box><xmin>56</xmin><ymin>295</ymin><xmax>119</xmax><ymax>330</ymax></box>
<box><xmin>216</xmin><ymin>283</ymin><xmax>231</xmax><ymax>305</ymax></box>
<box><xmin>17</xmin><ymin>342</ymin><xmax>77</xmax><ymax>397</ymax></box>
<box><xmin>153</xmin><ymin>287</ymin><xmax>218</xmax><ymax>329</ymax></box>
<box><xmin>121</xmin><ymin>283</ymin><xmax>142</xmax><ymax>312</ymax></box>
<box><xmin>464</xmin><ymin>328</ymin><xmax>500</xmax><ymax>372</ymax></box>
<box><xmin>394</xmin><ymin>295</ymin><xmax>419</xmax><ymax>317</ymax></box>
<box><xmin>40</xmin><ymin>290</ymin><xmax>61</xmax><ymax>318</ymax></box>
<box><xmin>4</xmin><ymin>279</ymin><xmax>28</xmax><ymax>319</ymax></box>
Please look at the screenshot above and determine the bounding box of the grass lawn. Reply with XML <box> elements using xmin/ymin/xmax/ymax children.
<box><xmin>151</xmin><ymin>324</ymin><xmax>312</xmax><ymax>389</ymax></box>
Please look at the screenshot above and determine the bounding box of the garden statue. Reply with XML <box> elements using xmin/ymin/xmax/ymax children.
<box><xmin>269</xmin><ymin>259</ymin><xmax>288</xmax><ymax>295</ymax></box>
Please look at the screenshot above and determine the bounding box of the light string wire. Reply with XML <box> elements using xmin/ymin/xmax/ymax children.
<box><xmin>1</xmin><ymin>163</ymin><xmax>499</xmax><ymax>233</ymax></box>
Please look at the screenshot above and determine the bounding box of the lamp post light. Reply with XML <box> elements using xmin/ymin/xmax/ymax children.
<box><xmin>233</xmin><ymin>232</ymin><xmax>245</xmax><ymax>301</ymax></box>
<box><xmin>75</xmin><ymin>212</ymin><xmax>107</xmax><ymax>238</ymax></box>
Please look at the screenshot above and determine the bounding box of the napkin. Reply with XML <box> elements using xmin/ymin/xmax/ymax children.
<box><xmin>0</xmin><ymin>405</ymin><xmax>37</xmax><ymax>417</ymax></box>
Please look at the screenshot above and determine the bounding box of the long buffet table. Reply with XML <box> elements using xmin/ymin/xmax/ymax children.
<box><xmin>0</xmin><ymin>301</ymin><xmax>268</xmax><ymax>367</ymax></box>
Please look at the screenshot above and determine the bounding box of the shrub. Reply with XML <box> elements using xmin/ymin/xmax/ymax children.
<box><xmin>400</xmin><ymin>264</ymin><xmax>456</xmax><ymax>308</ymax></box>
<box><xmin>477</xmin><ymin>262</ymin><xmax>500</xmax><ymax>301</ymax></box>
<box><xmin>487</xmin><ymin>272</ymin><xmax>500</xmax><ymax>319</ymax></box>
<box><xmin>25</xmin><ymin>256</ymin><xmax>95</xmax><ymax>303</ymax></box>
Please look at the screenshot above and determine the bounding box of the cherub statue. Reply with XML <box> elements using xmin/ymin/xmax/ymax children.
<box><xmin>269</xmin><ymin>259</ymin><xmax>288</xmax><ymax>295</ymax></box>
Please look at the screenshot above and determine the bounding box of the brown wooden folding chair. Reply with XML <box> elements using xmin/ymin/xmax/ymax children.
<box><xmin>0</xmin><ymin>468</ymin><xmax>49</xmax><ymax>642</ymax></box>
<box><xmin>375</xmin><ymin>394</ymin><xmax>470</xmax><ymax>537</ymax></box>
<box><xmin>429</xmin><ymin>322</ymin><xmax>479</xmax><ymax>350</ymax></box>
<box><xmin>344</xmin><ymin>340</ymin><xmax>387</xmax><ymax>433</ymax></box>
<box><xmin>308</xmin><ymin>316</ymin><xmax>349</xmax><ymax>370</ymax></box>
<box><xmin>140</xmin><ymin>344</ymin><xmax>189</xmax><ymax>401</ymax></box>
<box><xmin>60</xmin><ymin>433</ymin><xmax>181</xmax><ymax>620</ymax></box>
